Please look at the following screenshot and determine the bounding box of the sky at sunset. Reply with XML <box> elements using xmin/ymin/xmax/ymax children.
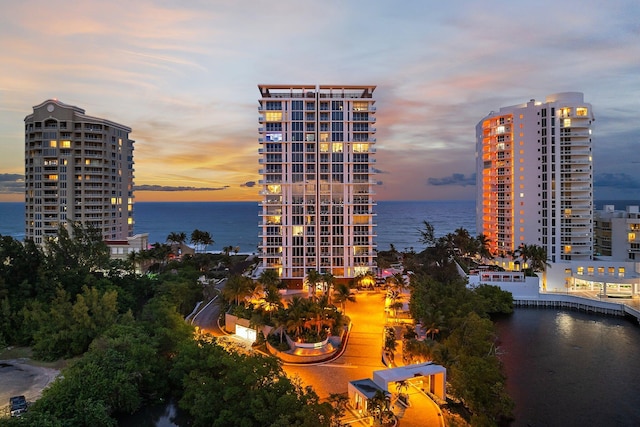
<box><xmin>1</xmin><ymin>0</ymin><xmax>639</xmax><ymax>202</ymax></box>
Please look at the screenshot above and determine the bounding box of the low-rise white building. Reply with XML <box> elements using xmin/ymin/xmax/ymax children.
<box><xmin>595</xmin><ymin>205</ymin><xmax>640</xmax><ymax>261</ymax></box>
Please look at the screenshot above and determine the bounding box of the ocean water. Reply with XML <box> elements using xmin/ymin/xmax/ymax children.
<box><xmin>0</xmin><ymin>200</ymin><xmax>476</xmax><ymax>252</ymax></box>
<box><xmin>3</xmin><ymin>199</ymin><xmax>637</xmax><ymax>252</ymax></box>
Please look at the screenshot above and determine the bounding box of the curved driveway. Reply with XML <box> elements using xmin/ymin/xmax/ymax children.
<box><xmin>192</xmin><ymin>286</ymin><xmax>443</xmax><ymax>426</ymax></box>
<box><xmin>283</xmin><ymin>291</ymin><xmax>388</xmax><ymax>398</ymax></box>
<box><xmin>283</xmin><ymin>291</ymin><xmax>444</xmax><ymax>427</ymax></box>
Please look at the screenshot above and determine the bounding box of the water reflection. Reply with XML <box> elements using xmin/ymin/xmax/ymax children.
<box><xmin>495</xmin><ymin>308</ymin><xmax>640</xmax><ymax>426</ymax></box>
<box><xmin>118</xmin><ymin>400</ymin><xmax>190</xmax><ymax>427</ymax></box>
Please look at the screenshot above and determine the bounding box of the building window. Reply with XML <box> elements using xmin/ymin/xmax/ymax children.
<box><xmin>265</xmin><ymin>112</ymin><xmax>283</xmax><ymax>122</ymax></box>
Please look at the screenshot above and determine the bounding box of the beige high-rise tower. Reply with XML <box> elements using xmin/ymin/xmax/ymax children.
<box><xmin>24</xmin><ymin>99</ymin><xmax>135</xmax><ymax>244</ymax></box>
<box><xmin>257</xmin><ymin>85</ymin><xmax>377</xmax><ymax>287</ymax></box>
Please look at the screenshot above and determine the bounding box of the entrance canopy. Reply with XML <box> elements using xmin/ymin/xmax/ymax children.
<box><xmin>373</xmin><ymin>362</ymin><xmax>446</xmax><ymax>399</ymax></box>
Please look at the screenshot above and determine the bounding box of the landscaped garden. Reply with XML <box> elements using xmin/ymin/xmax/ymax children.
<box><xmin>220</xmin><ymin>270</ymin><xmax>353</xmax><ymax>354</ymax></box>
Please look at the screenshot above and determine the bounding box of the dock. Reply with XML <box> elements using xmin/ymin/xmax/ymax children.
<box><xmin>513</xmin><ymin>293</ymin><xmax>640</xmax><ymax>323</ymax></box>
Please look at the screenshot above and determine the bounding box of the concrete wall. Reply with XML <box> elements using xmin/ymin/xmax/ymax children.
<box><xmin>468</xmin><ymin>274</ymin><xmax>540</xmax><ymax>298</ymax></box>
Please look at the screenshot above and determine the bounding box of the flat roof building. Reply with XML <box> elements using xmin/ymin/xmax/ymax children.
<box><xmin>257</xmin><ymin>85</ymin><xmax>377</xmax><ymax>286</ymax></box>
<box><xmin>24</xmin><ymin>99</ymin><xmax>135</xmax><ymax>244</ymax></box>
<box><xmin>476</xmin><ymin>92</ymin><xmax>595</xmax><ymax>263</ymax></box>
<box><xmin>594</xmin><ymin>204</ymin><xmax>640</xmax><ymax>261</ymax></box>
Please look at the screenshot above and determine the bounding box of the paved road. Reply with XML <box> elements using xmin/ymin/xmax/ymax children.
<box><xmin>191</xmin><ymin>279</ymin><xmax>226</xmax><ymax>335</ymax></box>
<box><xmin>0</xmin><ymin>360</ymin><xmax>59</xmax><ymax>415</ymax></box>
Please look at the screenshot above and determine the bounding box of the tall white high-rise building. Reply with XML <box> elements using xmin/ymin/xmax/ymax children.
<box><xmin>257</xmin><ymin>85</ymin><xmax>377</xmax><ymax>286</ymax></box>
<box><xmin>24</xmin><ymin>99</ymin><xmax>135</xmax><ymax>244</ymax></box>
<box><xmin>476</xmin><ymin>92</ymin><xmax>595</xmax><ymax>263</ymax></box>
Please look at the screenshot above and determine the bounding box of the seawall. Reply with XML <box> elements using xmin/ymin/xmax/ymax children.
<box><xmin>514</xmin><ymin>293</ymin><xmax>640</xmax><ymax>324</ymax></box>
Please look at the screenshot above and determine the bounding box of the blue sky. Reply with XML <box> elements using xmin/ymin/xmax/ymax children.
<box><xmin>1</xmin><ymin>0</ymin><xmax>639</xmax><ymax>202</ymax></box>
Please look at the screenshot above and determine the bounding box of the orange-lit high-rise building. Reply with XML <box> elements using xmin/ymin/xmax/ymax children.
<box><xmin>476</xmin><ymin>92</ymin><xmax>595</xmax><ymax>263</ymax></box>
<box><xmin>257</xmin><ymin>85</ymin><xmax>377</xmax><ymax>287</ymax></box>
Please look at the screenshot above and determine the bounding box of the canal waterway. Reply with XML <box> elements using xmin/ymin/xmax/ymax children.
<box><xmin>495</xmin><ymin>308</ymin><xmax>640</xmax><ymax>426</ymax></box>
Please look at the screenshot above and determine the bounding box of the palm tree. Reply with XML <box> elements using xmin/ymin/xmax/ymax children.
<box><xmin>395</xmin><ymin>379</ymin><xmax>409</xmax><ymax>404</ymax></box>
<box><xmin>166</xmin><ymin>231</ymin><xmax>187</xmax><ymax>245</ymax></box>
<box><xmin>252</xmin><ymin>280</ymin><xmax>265</xmax><ymax>301</ymax></box>
<box><xmin>528</xmin><ymin>245</ymin><xmax>551</xmax><ymax>273</ymax></box>
<box><xmin>286</xmin><ymin>296</ymin><xmax>308</xmax><ymax>339</ymax></box>
<box><xmin>304</xmin><ymin>300</ymin><xmax>325</xmax><ymax>335</ymax></box>
<box><xmin>389</xmin><ymin>271</ymin><xmax>406</xmax><ymax>290</ymax></box>
<box><xmin>385</xmin><ymin>288</ymin><xmax>403</xmax><ymax>322</ymax></box>
<box><xmin>222</xmin><ymin>274</ymin><xmax>253</xmax><ymax>306</ymax></box>
<box><xmin>355</xmin><ymin>271</ymin><xmax>375</xmax><ymax>290</ymax></box>
<box><xmin>258</xmin><ymin>285</ymin><xmax>283</xmax><ymax>321</ymax></box>
<box><xmin>190</xmin><ymin>229</ymin><xmax>214</xmax><ymax>253</ymax></box>
<box><xmin>149</xmin><ymin>243</ymin><xmax>172</xmax><ymax>267</ymax></box>
<box><xmin>453</xmin><ymin>227</ymin><xmax>472</xmax><ymax>256</ymax></box>
<box><xmin>126</xmin><ymin>250</ymin><xmax>140</xmax><ymax>274</ymax></box>
<box><xmin>442</xmin><ymin>233</ymin><xmax>457</xmax><ymax>257</ymax></box>
<box><xmin>476</xmin><ymin>233</ymin><xmax>493</xmax><ymax>262</ymax></box>
<box><xmin>306</xmin><ymin>269</ymin><xmax>322</xmax><ymax>296</ymax></box>
<box><xmin>528</xmin><ymin>244</ymin><xmax>551</xmax><ymax>290</ymax></box>
<box><xmin>321</xmin><ymin>271</ymin><xmax>335</xmax><ymax>302</ymax></box>
<box><xmin>332</xmin><ymin>283</ymin><xmax>356</xmax><ymax>314</ymax></box>
<box><xmin>249</xmin><ymin>311</ymin><xmax>266</xmax><ymax>341</ymax></box>
<box><xmin>368</xmin><ymin>390</ymin><xmax>392</xmax><ymax>425</ymax></box>
<box><xmin>136</xmin><ymin>248</ymin><xmax>153</xmax><ymax>272</ymax></box>
<box><xmin>384</xmin><ymin>326</ymin><xmax>397</xmax><ymax>353</ymax></box>
<box><xmin>258</xmin><ymin>269</ymin><xmax>282</xmax><ymax>290</ymax></box>
<box><xmin>422</xmin><ymin>306</ymin><xmax>446</xmax><ymax>340</ymax></box>
<box><xmin>272</xmin><ymin>307</ymin><xmax>288</xmax><ymax>344</ymax></box>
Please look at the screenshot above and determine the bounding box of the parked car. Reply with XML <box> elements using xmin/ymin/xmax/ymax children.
<box><xmin>10</xmin><ymin>395</ymin><xmax>27</xmax><ymax>417</ymax></box>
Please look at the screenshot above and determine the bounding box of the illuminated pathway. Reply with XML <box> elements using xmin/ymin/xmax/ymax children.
<box><xmin>283</xmin><ymin>291</ymin><xmax>387</xmax><ymax>397</ymax></box>
<box><xmin>283</xmin><ymin>291</ymin><xmax>443</xmax><ymax>426</ymax></box>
